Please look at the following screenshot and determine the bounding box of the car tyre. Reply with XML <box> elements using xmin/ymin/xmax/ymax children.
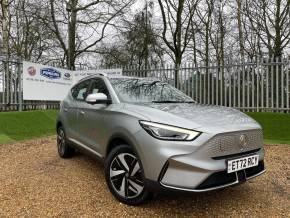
<box><xmin>105</xmin><ymin>144</ymin><xmax>151</xmax><ymax>205</ymax></box>
<box><xmin>57</xmin><ymin>126</ymin><xmax>74</xmax><ymax>158</ymax></box>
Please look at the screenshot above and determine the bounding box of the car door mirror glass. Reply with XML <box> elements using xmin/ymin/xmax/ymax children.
<box><xmin>86</xmin><ymin>93</ymin><xmax>109</xmax><ymax>104</ymax></box>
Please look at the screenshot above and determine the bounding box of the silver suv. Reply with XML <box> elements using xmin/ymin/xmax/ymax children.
<box><xmin>57</xmin><ymin>74</ymin><xmax>265</xmax><ymax>205</ymax></box>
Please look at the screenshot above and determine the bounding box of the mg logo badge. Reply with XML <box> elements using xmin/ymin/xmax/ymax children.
<box><xmin>239</xmin><ymin>135</ymin><xmax>247</xmax><ymax>150</ymax></box>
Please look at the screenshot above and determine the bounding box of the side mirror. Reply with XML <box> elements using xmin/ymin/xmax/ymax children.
<box><xmin>85</xmin><ymin>93</ymin><xmax>110</xmax><ymax>104</ymax></box>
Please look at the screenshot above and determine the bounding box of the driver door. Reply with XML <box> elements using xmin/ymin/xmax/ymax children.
<box><xmin>77</xmin><ymin>78</ymin><xmax>111</xmax><ymax>156</ymax></box>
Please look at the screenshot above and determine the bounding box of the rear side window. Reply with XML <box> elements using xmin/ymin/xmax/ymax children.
<box><xmin>71</xmin><ymin>80</ymin><xmax>91</xmax><ymax>101</ymax></box>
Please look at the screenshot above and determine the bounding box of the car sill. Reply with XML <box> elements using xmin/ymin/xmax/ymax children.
<box><xmin>68</xmin><ymin>137</ymin><xmax>103</xmax><ymax>159</ymax></box>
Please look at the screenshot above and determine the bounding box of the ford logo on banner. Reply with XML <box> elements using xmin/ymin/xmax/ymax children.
<box><xmin>40</xmin><ymin>68</ymin><xmax>61</xmax><ymax>79</ymax></box>
<box><xmin>64</xmin><ymin>73</ymin><xmax>71</xmax><ymax>78</ymax></box>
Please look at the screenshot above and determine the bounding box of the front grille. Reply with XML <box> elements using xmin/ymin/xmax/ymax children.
<box><xmin>212</xmin><ymin>148</ymin><xmax>261</xmax><ymax>160</ymax></box>
<box><xmin>205</xmin><ymin>129</ymin><xmax>263</xmax><ymax>158</ymax></box>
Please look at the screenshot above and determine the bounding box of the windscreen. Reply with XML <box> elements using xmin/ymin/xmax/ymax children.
<box><xmin>109</xmin><ymin>78</ymin><xmax>194</xmax><ymax>103</ymax></box>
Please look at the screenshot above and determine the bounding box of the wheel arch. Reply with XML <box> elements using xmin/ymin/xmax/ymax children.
<box><xmin>106</xmin><ymin>134</ymin><xmax>133</xmax><ymax>156</ymax></box>
<box><xmin>106</xmin><ymin>133</ymin><xmax>140</xmax><ymax>159</ymax></box>
<box><xmin>56</xmin><ymin>120</ymin><xmax>63</xmax><ymax>131</ymax></box>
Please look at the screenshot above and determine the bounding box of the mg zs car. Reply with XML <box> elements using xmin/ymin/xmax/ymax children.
<box><xmin>56</xmin><ymin>73</ymin><xmax>266</xmax><ymax>205</ymax></box>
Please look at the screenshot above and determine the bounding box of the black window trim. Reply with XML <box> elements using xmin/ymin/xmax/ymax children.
<box><xmin>71</xmin><ymin>79</ymin><xmax>91</xmax><ymax>102</ymax></box>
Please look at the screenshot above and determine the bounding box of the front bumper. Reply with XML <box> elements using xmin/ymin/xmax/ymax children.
<box><xmin>158</xmin><ymin>147</ymin><xmax>265</xmax><ymax>191</ymax></box>
<box><xmin>133</xmin><ymin>128</ymin><xmax>265</xmax><ymax>193</ymax></box>
<box><xmin>159</xmin><ymin>160</ymin><xmax>266</xmax><ymax>192</ymax></box>
<box><xmin>144</xmin><ymin>160</ymin><xmax>265</xmax><ymax>193</ymax></box>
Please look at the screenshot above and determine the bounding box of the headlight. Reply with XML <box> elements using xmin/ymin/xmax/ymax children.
<box><xmin>139</xmin><ymin>121</ymin><xmax>201</xmax><ymax>141</ymax></box>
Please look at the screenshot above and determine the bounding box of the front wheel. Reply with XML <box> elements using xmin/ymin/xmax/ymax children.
<box><xmin>105</xmin><ymin>145</ymin><xmax>151</xmax><ymax>205</ymax></box>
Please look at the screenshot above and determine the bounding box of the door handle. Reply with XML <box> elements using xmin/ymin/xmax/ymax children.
<box><xmin>80</xmin><ymin>111</ymin><xmax>85</xmax><ymax>115</ymax></box>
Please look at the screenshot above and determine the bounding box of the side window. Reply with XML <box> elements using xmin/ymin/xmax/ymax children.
<box><xmin>71</xmin><ymin>80</ymin><xmax>91</xmax><ymax>101</ymax></box>
<box><xmin>88</xmin><ymin>79</ymin><xmax>110</xmax><ymax>97</ymax></box>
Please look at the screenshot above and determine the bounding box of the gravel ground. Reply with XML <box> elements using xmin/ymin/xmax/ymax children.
<box><xmin>0</xmin><ymin>137</ymin><xmax>289</xmax><ymax>218</ymax></box>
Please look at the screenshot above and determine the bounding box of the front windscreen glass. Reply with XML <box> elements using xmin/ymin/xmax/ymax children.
<box><xmin>109</xmin><ymin>78</ymin><xmax>194</xmax><ymax>103</ymax></box>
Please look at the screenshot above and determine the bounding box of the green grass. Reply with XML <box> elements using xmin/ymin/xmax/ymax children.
<box><xmin>0</xmin><ymin>110</ymin><xmax>58</xmax><ymax>144</ymax></box>
<box><xmin>0</xmin><ymin>110</ymin><xmax>289</xmax><ymax>145</ymax></box>
<box><xmin>247</xmin><ymin>112</ymin><xmax>290</xmax><ymax>145</ymax></box>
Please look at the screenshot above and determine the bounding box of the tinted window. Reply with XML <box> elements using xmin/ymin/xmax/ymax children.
<box><xmin>88</xmin><ymin>79</ymin><xmax>110</xmax><ymax>97</ymax></box>
<box><xmin>71</xmin><ymin>80</ymin><xmax>91</xmax><ymax>101</ymax></box>
<box><xmin>109</xmin><ymin>78</ymin><xmax>194</xmax><ymax>103</ymax></box>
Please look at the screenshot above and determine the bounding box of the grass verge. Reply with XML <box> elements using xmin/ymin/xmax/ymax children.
<box><xmin>0</xmin><ymin>110</ymin><xmax>289</xmax><ymax>145</ymax></box>
<box><xmin>0</xmin><ymin>110</ymin><xmax>58</xmax><ymax>144</ymax></box>
<box><xmin>247</xmin><ymin>112</ymin><xmax>290</xmax><ymax>145</ymax></box>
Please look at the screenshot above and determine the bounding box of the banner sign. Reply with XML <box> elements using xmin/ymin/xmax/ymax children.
<box><xmin>23</xmin><ymin>61</ymin><xmax>73</xmax><ymax>101</ymax></box>
<box><xmin>23</xmin><ymin>61</ymin><xmax>122</xmax><ymax>101</ymax></box>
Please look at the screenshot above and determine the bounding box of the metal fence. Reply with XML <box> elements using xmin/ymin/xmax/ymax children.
<box><xmin>0</xmin><ymin>56</ymin><xmax>290</xmax><ymax>112</ymax></box>
<box><xmin>123</xmin><ymin>58</ymin><xmax>290</xmax><ymax>112</ymax></box>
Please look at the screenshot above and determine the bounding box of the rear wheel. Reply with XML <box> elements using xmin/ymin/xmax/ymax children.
<box><xmin>57</xmin><ymin>126</ymin><xmax>74</xmax><ymax>158</ymax></box>
<box><xmin>105</xmin><ymin>145</ymin><xmax>151</xmax><ymax>205</ymax></box>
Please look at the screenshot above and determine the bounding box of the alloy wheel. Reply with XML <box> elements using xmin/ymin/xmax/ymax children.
<box><xmin>57</xmin><ymin>128</ymin><xmax>66</xmax><ymax>155</ymax></box>
<box><xmin>109</xmin><ymin>153</ymin><xmax>144</xmax><ymax>199</ymax></box>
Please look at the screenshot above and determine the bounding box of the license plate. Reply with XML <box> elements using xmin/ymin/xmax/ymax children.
<box><xmin>227</xmin><ymin>155</ymin><xmax>259</xmax><ymax>173</ymax></box>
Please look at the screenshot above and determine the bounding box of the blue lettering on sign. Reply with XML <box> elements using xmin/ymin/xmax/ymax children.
<box><xmin>40</xmin><ymin>68</ymin><xmax>61</xmax><ymax>79</ymax></box>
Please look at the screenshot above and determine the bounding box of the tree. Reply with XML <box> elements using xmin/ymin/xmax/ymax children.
<box><xmin>40</xmin><ymin>0</ymin><xmax>134</xmax><ymax>70</ymax></box>
<box><xmin>0</xmin><ymin>0</ymin><xmax>9</xmax><ymax>56</ymax></box>
<box><xmin>236</xmin><ymin>0</ymin><xmax>245</xmax><ymax>59</ymax></box>
<box><xmin>245</xmin><ymin>0</ymin><xmax>290</xmax><ymax>59</ymax></box>
<box><xmin>0</xmin><ymin>0</ymin><xmax>11</xmax><ymax>103</ymax></box>
<box><xmin>196</xmin><ymin>0</ymin><xmax>214</xmax><ymax>67</ymax></box>
<box><xmin>8</xmin><ymin>0</ymin><xmax>55</xmax><ymax>61</ymax></box>
<box><xmin>100</xmin><ymin>2</ymin><xmax>164</xmax><ymax>69</ymax></box>
<box><xmin>157</xmin><ymin>0</ymin><xmax>199</xmax><ymax>86</ymax></box>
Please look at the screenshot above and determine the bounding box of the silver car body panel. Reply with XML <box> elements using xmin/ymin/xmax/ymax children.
<box><xmin>57</xmin><ymin>74</ymin><xmax>265</xmax><ymax>192</ymax></box>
